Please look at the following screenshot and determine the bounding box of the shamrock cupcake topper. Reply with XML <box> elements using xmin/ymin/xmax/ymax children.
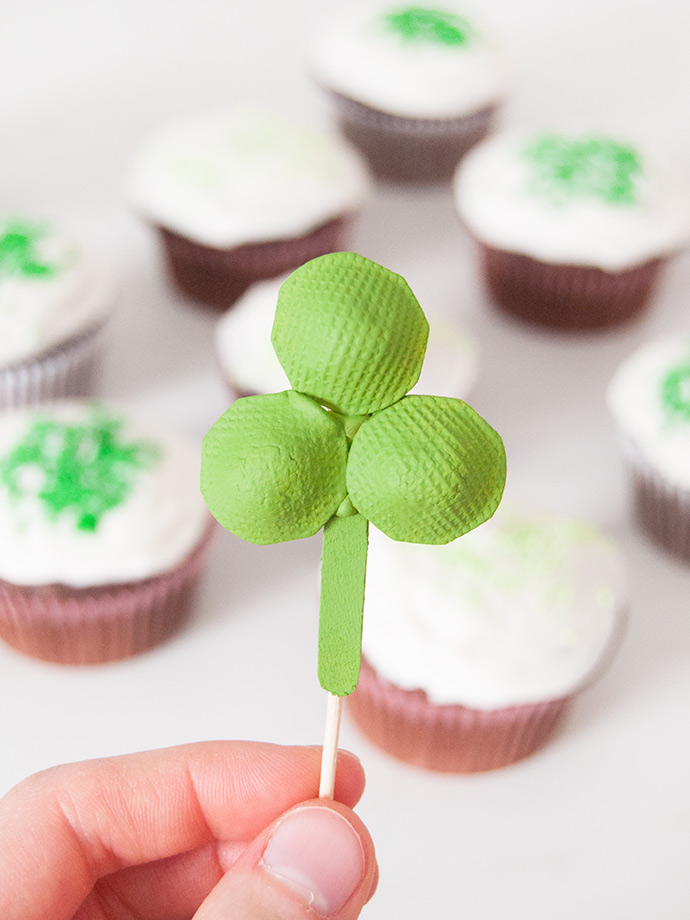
<box><xmin>201</xmin><ymin>252</ymin><xmax>506</xmax><ymax>792</ymax></box>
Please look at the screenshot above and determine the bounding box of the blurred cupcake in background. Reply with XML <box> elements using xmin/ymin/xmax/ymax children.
<box><xmin>310</xmin><ymin>3</ymin><xmax>506</xmax><ymax>183</ymax></box>
<box><xmin>607</xmin><ymin>335</ymin><xmax>690</xmax><ymax>563</ymax></box>
<box><xmin>348</xmin><ymin>506</ymin><xmax>626</xmax><ymax>772</ymax></box>
<box><xmin>0</xmin><ymin>401</ymin><xmax>214</xmax><ymax>664</ymax></box>
<box><xmin>0</xmin><ymin>218</ymin><xmax>113</xmax><ymax>408</ymax></box>
<box><xmin>215</xmin><ymin>273</ymin><xmax>479</xmax><ymax>399</ymax></box>
<box><xmin>454</xmin><ymin>129</ymin><xmax>690</xmax><ymax>330</ymax></box>
<box><xmin>127</xmin><ymin>108</ymin><xmax>370</xmax><ymax>308</ymax></box>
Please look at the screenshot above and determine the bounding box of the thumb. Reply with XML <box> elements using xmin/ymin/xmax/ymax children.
<box><xmin>193</xmin><ymin>800</ymin><xmax>378</xmax><ymax>920</ymax></box>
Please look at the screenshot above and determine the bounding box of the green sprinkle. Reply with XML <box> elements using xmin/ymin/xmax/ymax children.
<box><xmin>661</xmin><ymin>360</ymin><xmax>690</xmax><ymax>422</ymax></box>
<box><xmin>382</xmin><ymin>6</ymin><xmax>473</xmax><ymax>46</ymax></box>
<box><xmin>0</xmin><ymin>222</ymin><xmax>57</xmax><ymax>279</ymax></box>
<box><xmin>442</xmin><ymin>513</ymin><xmax>606</xmax><ymax>615</ymax></box>
<box><xmin>523</xmin><ymin>134</ymin><xmax>642</xmax><ymax>206</ymax></box>
<box><xmin>0</xmin><ymin>408</ymin><xmax>159</xmax><ymax>531</ymax></box>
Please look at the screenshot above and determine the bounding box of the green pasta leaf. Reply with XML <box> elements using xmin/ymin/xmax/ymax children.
<box><xmin>201</xmin><ymin>390</ymin><xmax>348</xmax><ymax>545</ymax></box>
<box><xmin>272</xmin><ymin>252</ymin><xmax>428</xmax><ymax>416</ymax></box>
<box><xmin>347</xmin><ymin>395</ymin><xmax>506</xmax><ymax>544</ymax></box>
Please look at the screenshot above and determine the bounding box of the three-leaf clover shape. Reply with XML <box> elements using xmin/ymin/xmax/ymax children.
<box><xmin>201</xmin><ymin>252</ymin><xmax>506</xmax><ymax>695</ymax></box>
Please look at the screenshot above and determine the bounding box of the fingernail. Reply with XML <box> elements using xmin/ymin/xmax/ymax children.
<box><xmin>261</xmin><ymin>806</ymin><xmax>365</xmax><ymax>916</ymax></box>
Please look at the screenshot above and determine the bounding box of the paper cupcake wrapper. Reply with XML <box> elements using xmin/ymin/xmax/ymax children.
<box><xmin>0</xmin><ymin>323</ymin><xmax>105</xmax><ymax>410</ymax></box>
<box><xmin>478</xmin><ymin>244</ymin><xmax>665</xmax><ymax>331</ymax></box>
<box><xmin>348</xmin><ymin>658</ymin><xmax>569</xmax><ymax>773</ymax></box>
<box><xmin>328</xmin><ymin>91</ymin><xmax>496</xmax><ymax>183</ymax></box>
<box><xmin>157</xmin><ymin>216</ymin><xmax>351</xmax><ymax>309</ymax></box>
<box><xmin>0</xmin><ymin>524</ymin><xmax>215</xmax><ymax>665</ymax></box>
<box><xmin>619</xmin><ymin>438</ymin><xmax>690</xmax><ymax>562</ymax></box>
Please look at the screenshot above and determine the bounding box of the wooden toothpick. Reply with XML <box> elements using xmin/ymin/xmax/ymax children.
<box><xmin>319</xmin><ymin>692</ymin><xmax>343</xmax><ymax>798</ymax></box>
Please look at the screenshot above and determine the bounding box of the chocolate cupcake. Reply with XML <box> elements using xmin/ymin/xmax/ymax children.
<box><xmin>0</xmin><ymin>401</ymin><xmax>213</xmax><ymax>664</ymax></box>
<box><xmin>310</xmin><ymin>3</ymin><xmax>506</xmax><ymax>183</ymax></box>
<box><xmin>127</xmin><ymin>108</ymin><xmax>370</xmax><ymax>307</ymax></box>
<box><xmin>215</xmin><ymin>274</ymin><xmax>479</xmax><ymax>400</ymax></box>
<box><xmin>0</xmin><ymin>218</ymin><xmax>113</xmax><ymax>408</ymax></box>
<box><xmin>454</xmin><ymin>130</ymin><xmax>690</xmax><ymax>330</ymax></box>
<box><xmin>607</xmin><ymin>335</ymin><xmax>690</xmax><ymax>562</ymax></box>
<box><xmin>348</xmin><ymin>507</ymin><xmax>625</xmax><ymax>772</ymax></box>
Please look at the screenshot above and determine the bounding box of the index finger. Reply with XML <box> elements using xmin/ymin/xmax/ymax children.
<box><xmin>0</xmin><ymin>740</ymin><xmax>365</xmax><ymax>920</ymax></box>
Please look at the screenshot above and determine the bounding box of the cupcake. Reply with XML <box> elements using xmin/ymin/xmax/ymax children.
<box><xmin>0</xmin><ymin>401</ymin><xmax>213</xmax><ymax>664</ymax></box>
<box><xmin>348</xmin><ymin>507</ymin><xmax>625</xmax><ymax>772</ymax></box>
<box><xmin>607</xmin><ymin>335</ymin><xmax>690</xmax><ymax>562</ymax></box>
<box><xmin>309</xmin><ymin>3</ymin><xmax>506</xmax><ymax>183</ymax></box>
<box><xmin>127</xmin><ymin>108</ymin><xmax>370</xmax><ymax>307</ymax></box>
<box><xmin>215</xmin><ymin>274</ymin><xmax>479</xmax><ymax>399</ymax></box>
<box><xmin>0</xmin><ymin>218</ymin><xmax>113</xmax><ymax>408</ymax></box>
<box><xmin>454</xmin><ymin>129</ymin><xmax>690</xmax><ymax>330</ymax></box>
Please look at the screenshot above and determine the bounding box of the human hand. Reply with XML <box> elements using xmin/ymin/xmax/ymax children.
<box><xmin>0</xmin><ymin>740</ymin><xmax>378</xmax><ymax>920</ymax></box>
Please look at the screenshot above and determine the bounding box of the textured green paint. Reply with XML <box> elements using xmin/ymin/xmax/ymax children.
<box><xmin>0</xmin><ymin>222</ymin><xmax>56</xmax><ymax>278</ymax></box>
<box><xmin>0</xmin><ymin>409</ymin><xmax>158</xmax><ymax>531</ymax></box>
<box><xmin>661</xmin><ymin>359</ymin><xmax>690</xmax><ymax>422</ymax></box>
<box><xmin>201</xmin><ymin>390</ymin><xmax>348</xmax><ymax>545</ymax></box>
<box><xmin>319</xmin><ymin>513</ymin><xmax>369</xmax><ymax>695</ymax></box>
<box><xmin>383</xmin><ymin>6</ymin><xmax>473</xmax><ymax>46</ymax></box>
<box><xmin>524</xmin><ymin>134</ymin><xmax>642</xmax><ymax>206</ymax></box>
<box><xmin>273</xmin><ymin>252</ymin><xmax>428</xmax><ymax>416</ymax></box>
<box><xmin>200</xmin><ymin>252</ymin><xmax>506</xmax><ymax>695</ymax></box>
<box><xmin>347</xmin><ymin>396</ymin><xmax>506</xmax><ymax>544</ymax></box>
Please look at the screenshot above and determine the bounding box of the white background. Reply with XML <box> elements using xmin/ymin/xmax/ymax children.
<box><xmin>1</xmin><ymin>1</ymin><xmax>690</xmax><ymax>917</ymax></box>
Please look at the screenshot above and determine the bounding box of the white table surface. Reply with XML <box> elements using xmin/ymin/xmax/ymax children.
<box><xmin>1</xmin><ymin>1</ymin><xmax>689</xmax><ymax>917</ymax></box>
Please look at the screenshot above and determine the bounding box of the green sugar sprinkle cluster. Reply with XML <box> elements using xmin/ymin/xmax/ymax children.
<box><xmin>441</xmin><ymin>514</ymin><xmax>613</xmax><ymax>615</ymax></box>
<box><xmin>0</xmin><ymin>221</ymin><xmax>57</xmax><ymax>279</ymax></box>
<box><xmin>523</xmin><ymin>134</ymin><xmax>643</xmax><ymax>206</ymax></box>
<box><xmin>0</xmin><ymin>409</ymin><xmax>159</xmax><ymax>532</ymax></box>
<box><xmin>382</xmin><ymin>6</ymin><xmax>473</xmax><ymax>46</ymax></box>
<box><xmin>661</xmin><ymin>359</ymin><xmax>690</xmax><ymax>423</ymax></box>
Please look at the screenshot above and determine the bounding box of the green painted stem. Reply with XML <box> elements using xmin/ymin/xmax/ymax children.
<box><xmin>318</xmin><ymin>512</ymin><xmax>369</xmax><ymax>696</ymax></box>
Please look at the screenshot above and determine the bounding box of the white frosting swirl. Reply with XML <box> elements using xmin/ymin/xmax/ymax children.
<box><xmin>454</xmin><ymin>130</ymin><xmax>690</xmax><ymax>270</ymax></box>
<box><xmin>215</xmin><ymin>275</ymin><xmax>478</xmax><ymax>399</ymax></box>
<box><xmin>126</xmin><ymin>108</ymin><xmax>370</xmax><ymax>247</ymax></box>
<box><xmin>362</xmin><ymin>508</ymin><xmax>625</xmax><ymax>709</ymax></box>
<box><xmin>0</xmin><ymin>220</ymin><xmax>112</xmax><ymax>368</ymax></box>
<box><xmin>310</xmin><ymin>3</ymin><xmax>506</xmax><ymax>119</ymax></box>
<box><xmin>0</xmin><ymin>402</ymin><xmax>210</xmax><ymax>587</ymax></box>
<box><xmin>607</xmin><ymin>335</ymin><xmax>690</xmax><ymax>488</ymax></box>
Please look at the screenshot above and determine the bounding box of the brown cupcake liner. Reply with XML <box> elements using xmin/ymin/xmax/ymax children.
<box><xmin>347</xmin><ymin>657</ymin><xmax>569</xmax><ymax>773</ymax></box>
<box><xmin>0</xmin><ymin>323</ymin><xmax>105</xmax><ymax>410</ymax></box>
<box><xmin>157</xmin><ymin>216</ymin><xmax>351</xmax><ymax>309</ymax></box>
<box><xmin>619</xmin><ymin>439</ymin><xmax>690</xmax><ymax>562</ymax></box>
<box><xmin>328</xmin><ymin>91</ymin><xmax>497</xmax><ymax>183</ymax></box>
<box><xmin>478</xmin><ymin>243</ymin><xmax>665</xmax><ymax>331</ymax></box>
<box><xmin>0</xmin><ymin>523</ymin><xmax>215</xmax><ymax>665</ymax></box>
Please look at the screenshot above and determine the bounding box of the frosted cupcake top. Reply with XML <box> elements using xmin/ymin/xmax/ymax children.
<box><xmin>454</xmin><ymin>130</ymin><xmax>690</xmax><ymax>270</ymax></box>
<box><xmin>127</xmin><ymin>108</ymin><xmax>370</xmax><ymax>248</ymax></box>
<box><xmin>362</xmin><ymin>507</ymin><xmax>624</xmax><ymax>709</ymax></box>
<box><xmin>0</xmin><ymin>402</ymin><xmax>210</xmax><ymax>587</ymax></box>
<box><xmin>215</xmin><ymin>274</ymin><xmax>479</xmax><ymax>399</ymax></box>
<box><xmin>310</xmin><ymin>3</ymin><xmax>505</xmax><ymax>119</ymax></box>
<box><xmin>607</xmin><ymin>335</ymin><xmax>690</xmax><ymax>488</ymax></box>
<box><xmin>0</xmin><ymin>219</ymin><xmax>112</xmax><ymax>368</ymax></box>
